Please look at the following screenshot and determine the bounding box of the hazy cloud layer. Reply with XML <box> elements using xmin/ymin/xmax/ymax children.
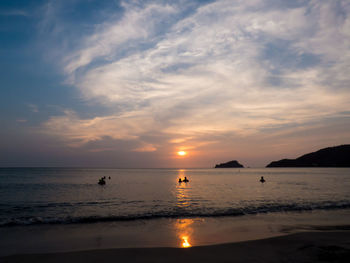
<box><xmin>41</xmin><ymin>0</ymin><xmax>350</xmax><ymax>166</ymax></box>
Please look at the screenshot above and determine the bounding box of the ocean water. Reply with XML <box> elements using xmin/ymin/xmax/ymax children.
<box><xmin>1</xmin><ymin>167</ymin><xmax>350</xmax><ymax>227</ymax></box>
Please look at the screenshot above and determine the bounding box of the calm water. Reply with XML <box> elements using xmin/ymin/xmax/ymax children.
<box><xmin>1</xmin><ymin>168</ymin><xmax>350</xmax><ymax>227</ymax></box>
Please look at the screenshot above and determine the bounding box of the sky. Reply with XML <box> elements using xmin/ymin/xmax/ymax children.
<box><xmin>1</xmin><ymin>0</ymin><xmax>350</xmax><ymax>168</ymax></box>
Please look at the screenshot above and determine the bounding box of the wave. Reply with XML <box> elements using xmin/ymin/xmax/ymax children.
<box><xmin>1</xmin><ymin>201</ymin><xmax>350</xmax><ymax>227</ymax></box>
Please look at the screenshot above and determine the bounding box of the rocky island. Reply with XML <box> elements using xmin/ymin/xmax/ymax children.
<box><xmin>266</xmin><ymin>144</ymin><xmax>350</xmax><ymax>167</ymax></box>
<box><xmin>215</xmin><ymin>160</ymin><xmax>244</xmax><ymax>168</ymax></box>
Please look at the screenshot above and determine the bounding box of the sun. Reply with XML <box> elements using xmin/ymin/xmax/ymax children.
<box><xmin>177</xmin><ymin>151</ymin><xmax>187</xmax><ymax>156</ymax></box>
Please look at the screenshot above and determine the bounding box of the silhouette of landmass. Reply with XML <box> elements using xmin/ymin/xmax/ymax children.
<box><xmin>266</xmin><ymin>145</ymin><xmax>350</xmax><ymax>167</ymax></box>
<box><xmin>215</xmin><ymin>160</ymin><xmax>244</xmax><ymax>168</ymax></box>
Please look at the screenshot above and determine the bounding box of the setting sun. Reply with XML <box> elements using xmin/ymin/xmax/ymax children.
<box><xmin>177</xmin><ymin>151</ymin><xmax>187</xmax><ymax>156</ymax></box>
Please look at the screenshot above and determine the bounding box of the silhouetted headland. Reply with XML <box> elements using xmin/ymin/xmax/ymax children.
<box><xmin>266</xmin><ymin>145</ymin><xmax>350</xmax><ymax>167</ymax></box>
<box><xmin>215</xmin><ymin>160</ymin><xmax>244</xmax><ymax>168</ymax></box>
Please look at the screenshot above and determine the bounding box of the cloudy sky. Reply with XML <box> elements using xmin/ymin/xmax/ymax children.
<box><xmin>1</xmin><ymin>0</ymin><xmax>350</xmax><ymax>167</ymax></box>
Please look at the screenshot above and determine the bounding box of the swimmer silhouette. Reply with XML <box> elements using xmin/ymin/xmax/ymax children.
<box><xmin>98</xmin><ymin>177</ymin><xmax>106</xmax><ymax>185</ymax></box>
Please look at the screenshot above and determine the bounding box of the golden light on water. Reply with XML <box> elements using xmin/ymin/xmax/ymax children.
<box><xmin>175</xmin><ymin>169</ymin><xmax>193</xmax><ymax>248</ymax></box>
<box><xmin>181</xmin><ymin>236</ymin><xmax>191</xmax><ymax>248</ymax></box>
<box><xmin>177</xmin><ymin>151</ymin><xmax>187</xmax><ymax>156</ymax></box>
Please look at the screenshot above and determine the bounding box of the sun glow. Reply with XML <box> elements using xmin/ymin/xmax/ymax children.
<box><xmin>181</xmin><ymin>236</ymin><xmax>191</xmax><ymax>248</ymax></box>
<box><xmin>177</xmin><ymin>151</ymin><xmax>187</xmax><ymax>156</ymax></box>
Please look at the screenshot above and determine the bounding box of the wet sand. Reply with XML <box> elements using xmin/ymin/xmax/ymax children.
<box><xmin>2</xmin><ymin>210</ymin><xmax>350</xmax><ymax>258</ymax></box>
<box><xmin>1</xmin><ymin>231</ymin><xmax>350</xmax><ymax>263</ymax></box>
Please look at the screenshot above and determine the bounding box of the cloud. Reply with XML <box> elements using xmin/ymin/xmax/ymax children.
<box><xmin>16</xmin><ymin>119</ymin><xmax>27</xmax><ymax>123</ymax></box>
<box><xmin>0</xmin><ymin>10</ymin><xmax>29</xmax><ymax>17</ymax></box>
<box><xmin>42</xmin><ymin>110</ymin><xmax>157</xmax><ymax>146</ymax></box>
<box><xmin>40</xmin><ymin>0</ymin><xmax>350</xmax><ymax>165</ymax></box>
<box><xmin>28</xmin><ymin>104</ymin><xmax>39</xmax><ymax>113</ymax></box>
<box><xmin>63</xmin><ymin>2</ymin><xmax>179</xmax><ymax>76</ymax></box>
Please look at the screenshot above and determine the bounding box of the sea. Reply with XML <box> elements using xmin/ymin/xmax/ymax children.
<box><xmin>1</xmin><ymin>167</ymin><xmax>350</xmax><ymax>255</ymax></box>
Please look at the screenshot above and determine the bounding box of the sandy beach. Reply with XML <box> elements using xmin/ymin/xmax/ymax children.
<box><xmin>1</xmin><ymin>231</ymin><xmax>349</xmax><ymax>263</ymax></box>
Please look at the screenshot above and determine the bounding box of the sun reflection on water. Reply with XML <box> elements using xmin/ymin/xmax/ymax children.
<box><xmin>176</xmin><ymin>169</ymin><xmax>190</xmax><ymax>207</ymax></box>
<box><xmin>175</xmin><ymin>169</ymin><xmax>194</xmax><ymax>247</ymax></box>
<box><xmin>175</xmin><ymin>218</ymin><xmax>194</xmax><ymax>248</ymax></box>
<box><xmin>181</xmin><ymin>236</ymin><xmax>191</xmax><ymax>248</ymax></box>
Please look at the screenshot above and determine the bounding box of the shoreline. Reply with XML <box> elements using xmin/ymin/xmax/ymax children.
<box><xmin>1</xmin><ymin>231</ymin><xmax>350</xmax><ymax>263</ymax></box>
<box><xmin>1</xmin><ymin>209</ymin><xmax>350</xmax><ymax>258</ymax></box>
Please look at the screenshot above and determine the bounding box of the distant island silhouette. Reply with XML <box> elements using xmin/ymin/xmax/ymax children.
<box><xmin>215</xmin><ymin>160</ymin><xmax>244</xmax><ymax>168</ymax></box>
<box><xmin>266</xmin><ymin>145</ymin><xmax>350</xmax><ymax>167</ymax></box>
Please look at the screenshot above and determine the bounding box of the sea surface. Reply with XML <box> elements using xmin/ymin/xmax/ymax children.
<box><xmin>1</xmin><ymin>167</ymin><xmax>350</xmax><ymax>227</ymax></box>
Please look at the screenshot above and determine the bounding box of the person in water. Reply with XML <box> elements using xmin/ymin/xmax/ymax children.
<box><xmin>178</xmin><ymin>178</ymin><xmax>182</xmax><ymax>183</ymax></box>
<box><xmin>183</xmin><ymin>176</ymin><xmax>189</xmax><ymax>182</ymax></box>
<box><xmin>260</xmin><ymin>176</ymin><xmax>265</xmax><ymax>183</ymax></box>
<box><xmin>98</xmin><ymin>177</ymin><xmax>106</xmax><ymax>185</ymax></box>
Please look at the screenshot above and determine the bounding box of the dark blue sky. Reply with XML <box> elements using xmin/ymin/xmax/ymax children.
<box><xmin>1</xmin><ymin>0</ymin><xmax>350</xmax><ymax>167</ymax></box>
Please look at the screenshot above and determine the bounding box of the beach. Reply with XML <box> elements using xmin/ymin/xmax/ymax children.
<box><xmin>1</xmin><ymin>210</ymin><xmax>350</xmax><ymax>263</ymax></box>
<box><xmin>1</xmin><ymin>168</ymin><xmax>350</xmax><ymax>261</ymax></box>
<box><xmin>1</xmin><ymin>231</ymin><xmax>350</xmax><ymax>263</ymax></box>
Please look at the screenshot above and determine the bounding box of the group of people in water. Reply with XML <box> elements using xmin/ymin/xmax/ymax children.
<box><xmin>98</xmin><ymin>176</ymin><xmax>111</xmax><ymax>185</ymax></box>
<box><xmin>178</xmin><ymin>176</ymin><xmax>264</xmax><ymax>183</ymax></box>
<box><xmin>178</xmin><ymin>176</ymin><xmax>265</xmax><ymax>183</ymax></box>
<box><xmin>178</xmin><ymin>176</ymin><xmax>189</xmax><ymax>183</ymax></box>
<box><xmin>98</xmin><ymin>175</ymin><xmax>264</xmax><ymax>185</ymax></box>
